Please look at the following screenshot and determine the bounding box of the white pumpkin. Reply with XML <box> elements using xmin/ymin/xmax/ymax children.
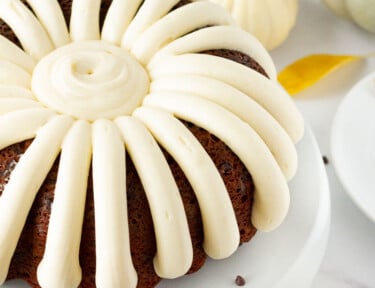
<box><xmin>323</xmin><ymin>0</ymin><xmax>375</xmax><ymax>33</ymax></box>
<box><xmin>210</xmin><ymin>0</ymin><xmax>299</xmax><ymax>50</ymax></box>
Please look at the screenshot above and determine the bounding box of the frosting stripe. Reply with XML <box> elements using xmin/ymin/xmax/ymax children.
<box><xmin>121</xmin><ymin>0</ymin><xmax>180</xmax><ymax>49</ymax></box>
<box><xmin>133</xmin><ymin>107</ymin><xmax>240</xmax><ymax>259</ymax></box>
<box><xmin>102</xmin><ymin>0</ymin><xmax>143</xmax><ymax>45</ymax></box>
<box><xmin>115</xmin><ymin>116</ymin><xmax>193</xmax><ymax>278</ymax></box>
<box><xmin>148</xmin><ymin>54</ymin><xmax>304</xmax><ymax>143</ymax></box>
<box><xmin>26</xmin><ymin>0</ymin><xmax>70</xmax><ymax>48</ymax></box>
<box><xmin>0</xmin><ymin>35</ymin><xmax>36</xmax><ymax>73</ymax></box>
<box><xmin>0</xmin><ymin>0</ymin><xmax>54</xmax><ymax>60</ymax></box>
<box><xmin>92</xmin><ymin>120</ymin><xmax>137</xmax><ymax>288</ymax></box>
<box><xmin>151</xmin><ymin>75</ymin><xmax>297</xmax><ymax>180</ymax></box>
<box><xmin>37</xmin><ymin>121</ymin><xmax>91</xmax><ymax>288</ymax></box>
<box><xmin>0</xmin><ymin>108</ymin><xmax>56</xmax><ymax>150</ymax></box>
<box><xmin>0</xmin><ymin>60</ymin><xmax>31</xmax><ymax>88</ymax></box>
<box><xmin>0</xmin><ymin>115</ymin><xmax>73</xmax><ymax>285</ymax></box>
<box><xmin>150</xmin><ymin>25</ymin><xmax>276</xmax><ymax>81</ymax></box>
<box><xmin>131</xmin><ymin>2</ymin><xmax>235</xmax><ymax>65</ymax></box>
<box><xmin>0</xmin><ymin>98</ymin><xmax>42</xmax><ymax>114</ymax></box>
<box><xmin>0</xmin><ymin>85</ymin><xmax>34</xmax><ymax>99</ymax></box>
<box><xmin>70</xmin><ymin>0</ymin><xmax>101</xmax><ymax>41</ymax></box>
<box><xmin>143</xmin><ymin>92</ymin><xmax>290</xmax><ymax>232</ymax></box>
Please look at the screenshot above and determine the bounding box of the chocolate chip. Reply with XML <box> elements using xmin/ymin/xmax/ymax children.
<box><xmin>235</xmin><ymin>275</ymin><xmax>246</xmax><ymax>286</ymax></box>
<box><xmin>322</xmin><ymin>155</ymin><xmax>329</xmax><ymax>165</ymax></box>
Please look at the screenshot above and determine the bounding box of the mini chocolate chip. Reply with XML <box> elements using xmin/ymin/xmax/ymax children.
<box><xmin>322</xmin><ymin>155</ymin><xmax>329</xmax><ymax>165</ymax></box>
<box><xmin>235</xmin><ymin>275</ymin><xmax>246</xmax><ymax>286</ymax></box>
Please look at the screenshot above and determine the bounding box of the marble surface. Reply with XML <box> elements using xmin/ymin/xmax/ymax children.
<box><xmin>270</xmin><ymin>0</ymin><xmax>375</xmax><ymax>287</ymax></box>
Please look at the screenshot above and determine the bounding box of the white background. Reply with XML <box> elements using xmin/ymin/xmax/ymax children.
<box><xmin>271</xmin><ymin>0</ymin><xmax>375</xmax><ymax>287</ymax></box>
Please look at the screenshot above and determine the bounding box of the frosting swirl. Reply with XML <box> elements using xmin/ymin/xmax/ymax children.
<box><xmin>32</xmin><ymin>41</ymin><xmax>150</xmax><ymax>121</ymax></box>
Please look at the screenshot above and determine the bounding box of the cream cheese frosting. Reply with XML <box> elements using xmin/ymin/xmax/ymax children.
<box><xmin>31</xmin><ymin>41</ymin><xmax>150</xmax><ymax>121</ymax></box>
<box><xmin>27</xmin><ymin>0</ymin><xmax>71</xmax><ymax>48</ymax></box>
<box><xmin>0</xmin><ymin>0</ymin><xmax>53</xmax><ymax>60</ymax></box>
<box><xmin>38</xmin><ymin>120</ymin><xmax>91</xmax><ymax>288</ymax></box>
<box><xmin>0</xmin><ymin>60</ymin><xmax>31</xmax><ymax>88</ymax></box>
<box><xmin>70</xmin><ymin>0</ymin><xmax>101</xmax><ymax>41</ymax></box>
<box><xmin>0</xmin><ymin>35</ymin><xmax>36</xmax><ymax>72</ymax></box>
<box><xmin>92</xmin><ymin>120</ymin><xmax>137</xmax><ymax>287</ymax></box>
<box><xmin>0</xmin><ymin>0</ymin><xmax>304</xmax><ymax>287</ymax></box>
<box><xmin>150</xmin><ymin>74</ymin><xmax>297</xmax><ymax>181</ymax></box>
<box><xmin>133</xmin><ymin>107</ymin><xmax>240</xmax><ymax>259</ymax></box>
<box><xmin>116</xmin><ymin>116</ymin><xmax>193</xmax><ymax>278</ymax></box>
<box><xmin>0</xmin><ymin>115</ymin><xmax>74</xmax><ymax>285</ymax></box>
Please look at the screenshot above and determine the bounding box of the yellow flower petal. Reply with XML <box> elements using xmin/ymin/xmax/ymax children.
<box><xmin>278</xmin><ymin>54</ymin><xmax>361</xmax><ymax>95</ymax></box>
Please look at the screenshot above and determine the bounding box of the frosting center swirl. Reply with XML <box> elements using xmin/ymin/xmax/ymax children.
<box><xmin>32</xmin><ymin>41</ymin><xmax>150</xmax><ymax>121</ymax></box>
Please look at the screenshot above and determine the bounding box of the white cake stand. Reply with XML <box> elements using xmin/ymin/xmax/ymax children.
<box><xmin>162</xmin><ymin>126</ymin><xmax>331</xmax><ymax>288</ymax></box>
<box><xmin>3</xmin><ymin>126</ymin><xmax>330</xmax><ymax>288</ymax></box>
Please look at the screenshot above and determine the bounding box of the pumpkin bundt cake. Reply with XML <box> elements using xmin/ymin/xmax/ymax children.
<box><xmin>0</xmin><ymin>0</ymin><xmax>304</xmax><ymax>287</ymax></box>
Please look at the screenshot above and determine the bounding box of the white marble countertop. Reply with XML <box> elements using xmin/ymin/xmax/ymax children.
<box><xmin>270</xmin><ymin>0</ymin><xmax>375</xmax><ymax>287</ymax></box>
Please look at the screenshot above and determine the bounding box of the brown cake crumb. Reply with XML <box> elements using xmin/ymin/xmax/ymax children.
<box><xmin>322</xmin><ymin>155</ymin><xmax>329</xmax><ymax>165</ymax></box>
<box><xmin>235</xmin><ymin>275</ymin><xmax>246</xmax><ymax>286</ymax></box>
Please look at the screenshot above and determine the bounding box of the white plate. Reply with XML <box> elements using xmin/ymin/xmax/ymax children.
<box><xmin>331</xmin><ymin>72</ymin><xmax>375</xmax><ymax>222</ymax></box>
<box><xmin>3</xmin><ymin>127</ymin><xmax>330</xmax><ymax>288</ymax></box>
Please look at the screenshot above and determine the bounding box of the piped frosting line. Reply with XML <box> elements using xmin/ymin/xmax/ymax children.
<box><xmin>0</xmin><ymin>0</ymin><xmax>53</xmax><ymax>60</ymax></box>
<box><xmin>0</xmin><ymin>60</ymin><xmax>31</xmax><ymax>88</ymax></box>
<box><xmin>101</xmin><ymin>0</ymin><xmax>143</xmax><ymax>45</ymax></box>
<box><xmin>133</xmin><ymin>107</ymin><xmax>240</xmax><ymax>259</ymax></box>
<box><xmin>26</xmin><ymin>0</ymin><xmax>70</xmax><ymax>48</ymax></box>
<box><xmin>143</xmin><ymin>92</ymin><xmax>290</xmax><ymax>232</ymax></box>
<box><xmin>150</xmin><ymin>75</ymin><xmax>297</xmax><ymax>180</ymax></box>
<box><xmin>131</xmin><ymin>2</ymin><xmax>235</xmax><ymax>65</ymax></box>
<box><xmin>92</xmin><ymin>120</ymin><xmax>137</xmax><ymax>288</ymax></box>
<box><xmin>115</xmin><ymin>116</ymin><xmax>193</xmax><ymax>279</ymax></box>
<box><xmin>0</xmin><ymin>115</ymin><xmax>73</xmax><ymax>285</ymax></box>
<box><xmin>150</xmin><ymin>25</ymin><xmax>276</xmax><ymax>81</ymax></box>
<box><xmin>0</xmin><ymin>98</ymin><xmax>42</xmax><ymax>114</ymax></box>
<box><xmin>121</xmin><ymin>0</ymin><xmax>180</xmax><ymax>49</ymax></box>
<box><xmin>37</xmin><ymin>121</ymin><xmax>91</xmax><ymax>288</ymax></box>
<box><xmin>0</xmin><ymin>35</ymin><xmax>36</xmax><ymax>73</ymax></box>
<box><xmin>0</xmin><ymin>85</ymin><xmax>34</xmax><ymax>99</ymax></box>
<box><xmin>148</xmin><ymin>53</ymin><xmax>304</xmax><ymax>143</ymax></box>
<box><xmin>70</xmin><ymin>0</ymin><xmax>101</xmax><ymax>41</ymax></box>
<box><xmin>0</xmin><ymin>108</ymin><xmax>56</xmax><ymax>150</ymax></box>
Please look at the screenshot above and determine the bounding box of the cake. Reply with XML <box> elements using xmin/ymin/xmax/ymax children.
<box><xmin>0</xmin><ymin>0</ymin><xmax>304</xmax><ymax>287</ymax></box>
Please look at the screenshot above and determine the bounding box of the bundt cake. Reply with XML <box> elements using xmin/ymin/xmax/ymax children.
<box><xmin>0</xmin><ymin>0</ymin><xmax>304</xmax><ymax>287</ymax></box>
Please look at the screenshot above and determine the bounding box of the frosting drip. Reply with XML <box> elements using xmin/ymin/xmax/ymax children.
<box><xmin>32</xmin><ymin>41</ymin><xmax>150</xmax><ymax>121</ymax></box>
